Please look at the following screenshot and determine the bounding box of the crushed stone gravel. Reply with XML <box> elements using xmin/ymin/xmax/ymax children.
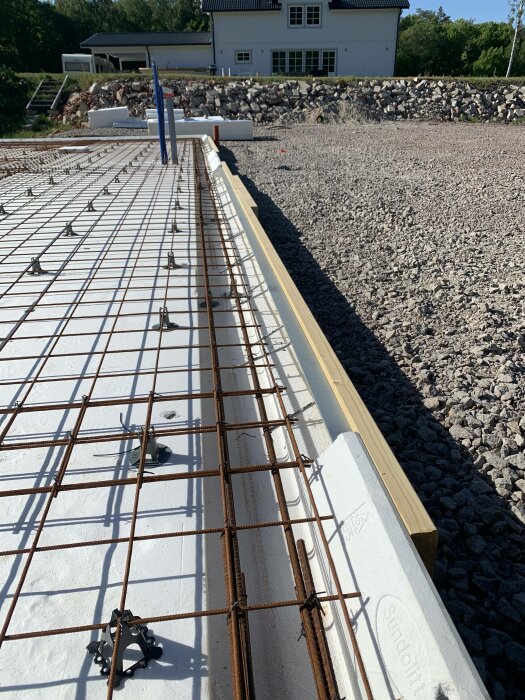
<box><xmin>224</xmin><ymin>121</ymin><xmax>525</xmax><ymax>700</ymax></box>
<box><xmin>55</xmin><ymin>127</ymin><xmax>146</xmax><ymax>138</ymax></box>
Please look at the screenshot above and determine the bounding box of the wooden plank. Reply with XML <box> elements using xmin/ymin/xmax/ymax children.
<box><xmin>220</xmin><ymin>158</ymin><xmax>438</xmax><ymax>572</ymax></box>
<box><xmin>232</xmin><ymin>175</ymin><xmax>258</xmax><ymax>217</ymax></box>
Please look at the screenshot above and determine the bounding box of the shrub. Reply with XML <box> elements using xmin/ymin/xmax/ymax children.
<box><xmin>0</xmin><ymin>66</ymin><xmax>30</xmax><ymax>134</ymax></box>
<box><xmin>31</xmin><ymin>113</ymin><xmax>52</xmax><ymax>132</ymax></box>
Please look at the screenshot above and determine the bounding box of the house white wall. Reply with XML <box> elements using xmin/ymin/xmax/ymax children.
<box><xmin>212</xmin><ymin>4</ymin><xmax>400</xmax><ymax>77</ymax></box>
<box><xmin>149</xmin><ymin>45</ymin><xmax>213</xmax><ymax>69</ymax></box>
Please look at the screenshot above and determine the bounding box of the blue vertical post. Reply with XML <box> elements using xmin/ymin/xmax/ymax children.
<box><xmin>152</xmin><ymin>63</ymin><xmax>168</xmax><ymax>165</ymax></box>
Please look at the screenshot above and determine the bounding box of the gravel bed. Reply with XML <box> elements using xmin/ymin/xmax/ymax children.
<box><xmin>224</xmin><ymin>122</ymin><xmax>525</xmax><ymax>699</ymax></box>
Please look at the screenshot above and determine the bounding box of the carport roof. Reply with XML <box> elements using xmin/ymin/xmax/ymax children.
<box><xmin>80</xmin><ymin>32</ymin><xmax>212</xmax><ymax>48</ymax></box>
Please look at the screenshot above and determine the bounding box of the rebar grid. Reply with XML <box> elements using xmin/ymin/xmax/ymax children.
<box><xmin>0</xmin><ymin>142</ymin><xmax>186</xmax><ymax>654</ymax></box>
<box><xmin>0</xmin><ymin>139</ymin><xmax>368</xmax><ymax>700</ymax></box>
<box><xmin>0</xmin><ymin>143</ymin><xmax>157</xmax><ymax>261</ymax></box>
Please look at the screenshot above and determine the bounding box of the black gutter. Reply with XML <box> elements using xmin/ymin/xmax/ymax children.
<box><xmin>211</xmin><ymin>13</ymin><xmax>216</xmax><ymax>64</ymax></box>
<box><xmin>393</xmin><ymin>8</ymin><xmax>401</xmax><ymax>76</ymax></box>
<box><xmin>146</xmin><ymin>45</ymin><xmax>151</xmax><ymax>67</ymax></box>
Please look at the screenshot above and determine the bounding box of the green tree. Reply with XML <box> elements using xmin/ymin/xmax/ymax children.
<box><xmin>470</xmin><ymin>22</ymin><xmax>512</xmax><ymax>76</ymax></box>
<box><xmin>472</xmin><ymin>46</ymin><xmax>509</xmax><ymax>76</ymax></box>
<box><xmin>396</xmin><ymin>8</ymin><xmax>518</xmax><ymax>77</ymax></box>
<box><xmin>442</xmin><ymin>18</ymin><xmax>478</xmax><ymax>74</ymax></box>
<box><xmin>148</xmin><ymin>0</ymin><xmax>208</xmax><ymax>31</ymax></box>
<box><xmin>0</xmin><ymin>0</ymin><xmax>77</xmax><ymax>71</ymax></box>
<box><xmin>0</xmin><ymin>67</ymin><xmax>30</xmax><ymax>134</ymax></box>
<box><xmin>116</xmin><ymin>0</ymin><xmax>153</xmax><ymax>30</ymax></box>
<box><xmin>397</xmin><ymin>8</ymin><xmax>452</xmax><ymax>75</ymax></box>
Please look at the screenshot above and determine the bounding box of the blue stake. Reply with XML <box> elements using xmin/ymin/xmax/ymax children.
<box><xmin>152</xmin><ymin>63</ymin><xmax>168</xmax><ymax>165</ymax></box>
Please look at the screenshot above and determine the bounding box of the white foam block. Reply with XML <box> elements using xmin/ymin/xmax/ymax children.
<box><xmin>87</xmin><ymin>107</ymin><xmax>129</xmax><ymax>128</ymax></box>
<box><xmin>145</xmin><ymin>109</ymin><xmax>185</xmax><ymax>120</ymax></box>
<box><xmin>112</xmin><ymin>117</ymin><xmax>148</xmax><ymax>128</ymax></box>
<box><xmin>309</xmin><ymin>432</ymin><xmax>489</xmax><ymax>700</ymax></box>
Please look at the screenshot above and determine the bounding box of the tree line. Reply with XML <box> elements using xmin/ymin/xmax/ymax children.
<box><xmin>0</xmin><ymin>0</ymin><xmax>208</xmax><ymax>72</ymax></box>
<box><xmin>397</xmin><ymin>6</ymin><xmax>525</xmax><ymax>77</ymax></box>
<box><xmin>0</xmin><ymin>1</ymin><xmax>523</xmax><ymax>76</ymax></box>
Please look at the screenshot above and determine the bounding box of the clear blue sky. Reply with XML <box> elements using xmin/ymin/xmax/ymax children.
<box><xmin>405</xmin><ymin>1</ymin><xmax>509</xmax><ymax>23</ymax></box>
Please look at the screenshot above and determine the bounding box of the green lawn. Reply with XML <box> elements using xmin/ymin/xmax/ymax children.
<box><xmin>20</xmin><ymin>71</ymin><xmax>525</xmax><ymax>93</ymax></box>
<box><xmin>2</xmin><ymin>118</ymin><xmax>70</xmax><ymax>139</ymax></box>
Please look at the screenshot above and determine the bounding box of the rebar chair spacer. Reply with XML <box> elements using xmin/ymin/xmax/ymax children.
<box><xmin>48</xmin><ymin>176</ymin><xmax>55</xmax><ymax>185</ymax></box>
<box><xmin>26</xmin><ymin>188</ymin><xmax>34</xmax><ymax>197</ymax></box>
<box><xmin>114</xmin><ymin>175</ymin><xmax>120</xmax><ymax>183</ymax></box>
<box><xmin>0</xmin><ymin>205</ymin><xmax>7</xmax><ymax>215</ymax></box>
<box><xmin>87</xmin><ymin>609</ymin><xmax>163</xmax><ymax>687</ymax></box>
<box><xmin>86</xmin><ymin>200</ymin><xmax>95</xmax><ymax>212</ymax></box>
<box><xmin>102</xmin><ymin>186</ymin><xmax>110</xmax><ymax>195</ymax></box>
<box><xmin>129</xmin><ymin>425</ymin><xmax>172</xmax><ymax>466</ymax></box>
<box><xmin>170</xmin><ymin>219</ymin><xmax>179</xmax><ymax>233</ymax></box>
<box><xmin>63</xmin><ymin>222</ymin><xmax>76</xmax><ymax>237</ymax></box>
<box><xmin>152</xmin><ymin>305</ymin><xmax>178</xmax><ymax>330</ymax></box>
<box><xmin>175</xmin><ymin>199</ymin><xmax>182</xmax><ymax>210</ymax></box>
<box><xmin>28</xmin><ymin>257</ymin><xmax>46</xmax><ymax>275</ymax></box>
<box><xmin>163</xmin><ymin>251</ymin><xmax>181</xmax><ymax>270</ymax></box>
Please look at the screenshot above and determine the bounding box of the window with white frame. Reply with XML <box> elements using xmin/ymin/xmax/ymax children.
<box><xmin>322</xmin><ymin>50</ymin><xmax>336</xmax><ymax>74</ymax></box>
<box><xmin>288</xmin><ymin>50</ymin><xmax>303</xmax><ymax>74</ymax></box>
<box><xmin>305</xmin><ymin>50</ymin><xmax>320</xmax><ymax>73</ymax></box>
<box><xmin>306</xmin><ymin>5</ymin><xmax>321</xmax><ymax>25</ymax></box>
<box><xmin>289</xmin><ymin>5</ymin><xmax>303</xmax><ymax>25</ymax></box>
<box><xmin>235</xmin><ymin>51</ymin><xmax>252</xmax><ymax>63</ymax></box>
<box><xmin>289</xmin><ymin>4</ymin><xmax>321</xmax><ymax>26</ymax></box>
<box><xmin>272</xmin><ymin>51</ymin><xmax>286</xmax><ymax>74</ymax></box>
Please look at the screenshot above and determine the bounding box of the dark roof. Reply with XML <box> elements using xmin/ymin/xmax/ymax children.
<box><xmin>202</xmin><ymin>0</ymin><xmax>281</xmax><ymax>11</ymax></box>
<box><xmin>80</xmin><ymin>32</ymin><xmax>212</xmax><ymax>48</ymax></box>
<box><xmin>202</xmin><ymin>0</ymin><xmax>407</xmax><ymax>8</ymax></box>
<box><xmin>328</xmin><ymin>0</ymin><xmax>409</xmax><ymax>8</ymax></box>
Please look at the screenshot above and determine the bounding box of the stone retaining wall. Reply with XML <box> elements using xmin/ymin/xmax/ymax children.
<box><xmin>62</xmin><ymin>77</ymin><xmax>525</xmax><ymax>125</ymax></box>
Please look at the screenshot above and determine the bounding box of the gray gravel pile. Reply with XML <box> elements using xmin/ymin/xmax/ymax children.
<box><xmin>223</xmin><ymin>122</ymin><xmax>525</xmax><ymax>699</ymax></box>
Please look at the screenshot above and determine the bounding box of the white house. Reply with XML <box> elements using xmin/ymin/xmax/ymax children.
<box><xmin>203</xmin><ymin>0</ymin><xmax>409</xmax><ymax>76</ymax></box>
<box><xmin>79</xmin><ymin>0</ymin><xmax>408</xmax><ymax>77</ymax></box>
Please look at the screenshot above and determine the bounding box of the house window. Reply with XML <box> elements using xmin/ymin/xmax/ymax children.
<box><xmin>306</xmin><ymin>5</ymin><xmax>321</xmax><ymax>25</ymax></box>
<box><xmin>305</xmin><ymin>50</ymin><xmax>319</xmax><ymax>73</ymax></box>
<box><xmin>272</xmin><ymin>51</ymin><xmax>286</xmax><ymax>74</ymax></box>
<box><xmin>288</xmin><ymin>50</ymin><xmax>303</xmax><ymax>74</ymax></box>
<box><xmin>289</xmin><ymin>5</ymin><xmax>303</xmax><ymax>25</ymax></box>
<box><xmin>272</xmin><ymin>49</ymin><xmax>336</xmax><ymax>76</ymax></box>
<box><xmin>322</xmin><ymin>50</ymin><xmax>336</xmax><ymax>74</ymax></box>
<box><xmin>235</xmin><ymin>51</ymin><xmax>252</xmax><ymax>63</ymax></box>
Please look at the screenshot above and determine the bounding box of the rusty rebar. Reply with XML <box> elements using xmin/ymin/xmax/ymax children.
<box><xmin>194</xmin><ymin>147</ymin><xmax>255</xmax><ymax>699</ymax></box>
